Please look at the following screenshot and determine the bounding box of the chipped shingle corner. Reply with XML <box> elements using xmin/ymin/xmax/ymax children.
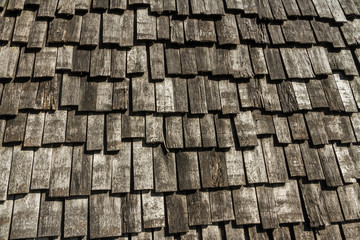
<box><xmin>0</xmin><ymin>0</ymin><xmax>360</xmax><ymax>239</ymax></box>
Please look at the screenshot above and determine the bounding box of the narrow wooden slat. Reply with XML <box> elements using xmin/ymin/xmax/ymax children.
<box><xmin>165</xmin><ymin>116</ymin><xmax>183</xmax><ymax>149</ymax></box>
<box><xmin>92</xmin><ymin>151</ymin><xmax>111</xmax><ymax>190</ymax></box>
<box><xmin>153</xmin><ymin>145</ymin><xmax>177</xmax><ymax>192</ymax></box>
<box><xmin>10</xmin><ymin>193</ymin><xmax>41</xmax><ymax>239</ymax></box>
<box><xmin>48</xmin><ymin>18</ymin><xmax>66</xmax><ymax>44</ymax></box>
<box><xmin>284</xmin><ymin>144</ymin><xmax>306</xmax><ymax>177</ymax></box>
<box><xmin>61</xmin><ymin>74</ymin><xmax>80</xmax><ymax>106</ymax></box>
<box><xmin>8</xmin><ymin>146</ymin><xmax>33</xmax><ymax>195</ymax></box>
<box><xmin>111</xmin><ymin>49</ymin><xmax>126</xmax><ymax>79</ymax></box>
<box><xmin>243</xmin><ymin>140</ymin><xmax>268</xmax><ymax>184</ymax></box>
<box><xmin>90</xmin><ymin>192</ymin><xmax>122</xmax><ymax>239</ymax></box>
<box><xmin>256</xmin><ymin>185</ymin><xmax>279</xmax><ymax>229</ymax></box>
<box><xmin>87</xmin><ymin>114</ymin><xmax>104</xmax><ymax>151</ymax></box>
<box><xmin>229</xmin><ymin>44</ymin><xmax>254</xmax><ymax>78</ymax></box>
<box><xmin>43</xmin><ymin>110</ymin><xmax>67</xmax><ymax>144</ymax></box>
<box><xmin>149</xmin><ymin>43</ymin><xmax>165</xmax><ymax>80</ymax></box>
<box><xmin>259</xmin><ymin>77</ymin><xmax>282</xmax><ymax>112</ymax></box>
<box><xmin>132</xmin><ymin>75</ymin><xmax>155</xmax><ymax>112</ymax></box>
<box><xmin>0</xmin><ymin>147</ymin><xmax>12</xmax><ymax>201</ymax></box>
<box><xmin>307</xmin><ymin>79</ymin><xmax>328</xmax><ymax>109</ymax></box>
<box><xmin>318</xmin><ymin>144</ymin><xmax>343</xmax><ymax>187</ymax></box>
<box><xmin>38</xmin><ymin>0</ymin><xmax>58</xmax><ymax>18</ymax></box>
<box><xmin>137</xmin><ymin>8</ymin><xmax>157</xmax><ymax>40</ymax></box>
<box><xmin>264</xmin><ymin>48</ymin><xmax>286</xmax><ymax>80</ymax></box>
<box><xmin>233</xmin><ymin>187</ymin><xmax>261</xmax><ymax>225</ymax></box>
<box><xmin>234</xmin><ymin>111</ymin><xmax>258</xmax><ymax>147</ymax></box>
<box><xmin>17</xmin><ymin>49</ymin><xmax>35</xmax><ymax>78</ymax></box>
<box><xmin>127</xmin><ymin>45</ymin><xmax>147</xmax><ymax>74</ymax></box>
<box><xmin>106</xmin><ymin>113</ymin><xmax>122</xmax><ymax>151</ymax></box>
<box><xmin>57</xmin><ymin>0</ymin><xmax>75</xmax><ymax>15</ymax></box>
<box><xmin>334</xmin><ymin>144</ymin><xmax>359</xmax><ymax>183</ymax></box>
<box><xmin>66</xmin><ymin>110</ymin><xmax>87</xmax><ymax>143</ymax></box>
<box><xmin>64</xmin><ymin>198</ymin><xmax>88</xmax><ymax>238</ymax></box>
<box><xmin>157</xmin><ymin>16</ymin><xmax>170</xmax><ymax>40</ymax></box>
<box><xmin>315</xmin><ymin>224</ymin><xmax>342</xmax><ymax>240</ymax></box>
<box><xmin>72</xmin><ymin>47</ymin><xmax>90</xmax><ymax>73</ymax></box>
<box><xmin>80</xmin><ymin>13</ymin><xmax>100</xmax><ymax>46</ymax></box>
<box><xmin>165</xmin><ymin>48</ymin><xmax>181</xmax><ymax>75</ymax></box>
<box><xmin>272</xmin><ymin>114</ymin><xmax>292</xmax><ymax>144</ymax></box>
<box><xmin>112</xmin><ymin>142</ymin><xmax>131</xmax><ymax>193</ymax></box>
<box><xmin>119</xmin><ymin>10</ymin><xmax>134</xmax><ymax>47</ymax></box>
<box><xmin>122</xmin><ymin>193</ymin><xmax>142</xmax><ymax>234</ymax></box>
<box><xmin>219</xmin><ymin>79</ymin><xmax>240</xmax><ymax>114</ymax></box>
<box><xmin>216</xmin><ymin>14</ymin><xmax>239</xmax><ymax>45</ymax></box>
<box><xmin>24</xmin><ymin>112</ymin><xmax>45</xmax><ymax>147</ymax></box>
<box><xmin>180</xmin><ymin>47</ymin><xmax>198</xmax><ymax>75</ymax></box>
<box><xmin>186</xmin><ymin>190</ymin><xmax>212</xmax><ymax>226</ymax></box>
<box><xmin>199</xmin><ymin>114</ymin><xmax>217</xmax><ymax>148</ymax></box>
<box><xmin>209</xmin><ymin>190</ymin><xmax>235</xmax><ymax>222</ymax></box>
<box><xmin>305</xmin><ymin>112</ymin><xmax>328</xmax><ymax>145</ymax></box>
<box><xmin>110</xmin><ymin>0</ymin><xmax>127</xmax><ymax>9</ymax></box>
<box><xmin>133</xmin><ymin>140</ymin><xmax>153</xmax><ymax>190</ymax></box>
<box><xmin>225</xmin><ymin>147</ymin><xmax>246</xmax><ymax>186</ymax></box>
<box><xmin>0</xmin><ymin>17</ymin><xmax>15</xmax><ymax>42</ymax></box>
<box><xmin>176</xmin><ymin>151</ymin><xmax>201</xmax><ymax>190</ymax></box>
<box><xmin>334</xmin><ymin>73</ymin><xmax>358</xmax><ymax>113</ymax></box>
<box><xmin>166</xmin><ymin>194</ymin><xmax>189</xmax><ymax>234</ymax></box>
<box><xmin>170</xmin><ymin>19</ymin><xmax>184</xmax><ymax>44</ymax></box>
<box><xmin>57</xmin><ymin>46</ymin><xmax>73</xmax><ymax>71</ymax></box>
<box><xmin>300</xmin><ymin>141</ymin><xmax>325</xmax><ymax>181</ymax></box>
<box><xmin>0</xmin><ymin>198</ymin><xmax>13</xmax><ymax>240</ymax></box>
<box><xmin>214</xmin><ymin>114</ymin><xmax>234</xmax><ymax>148</ymax></box>
<box><xmin>145</xmin><ymin>114</ymin><xmax>164</xmax><ymax>144</ymax></box>
<box><xmin>0</xmin><ymin>46</ymin><xmax>20</xmax><ymax>79</ymax></box>
<box><xmin>49</xmin><ymin>146</ymin><xmax>73</xmax><ymax>197</ymax></box>
<box><xmin>183</xmin><ymin>116</ymin><xmax>201</xmax><ymax>149</ymax></box>
<box><xmin>225</xmin><ymin>222</ymin><xmax>246</xmax><ymax>240</ymax></box>
<box><xmin>34</xmin><ymin>47</ymin><xmax>57</xmax><ymax>78</ymax></box>
<box><xmin>64</xmin><ymin>15</ymin><xmax>82</xmax><ymax>43</ymax></box>
<box><xmin>142</xmin><ymin>191</ymin><xmax>165</xmax><ymax>229</ymax></box>
<box><xmin>31</xmin><ymin>148</ymin><xmax>52</xmax><ymax>190</ymax></box>
<box><xmin>199</xmin><ymin>150</ymin><xmax>228</xmax><ymax>188</ymax></box>
<box><xmin>4</xmin><ymin>113</ymin><xmax>26</xmax><ymax>143</ymax></box>
<box><xmin>70</xmin><ymin>145</ymin><xmax>92</xmax><ymax>196</ymax></box>
<box><xmin>12</xmin><ymin>10</ymin><xmax>35</xmax><ymax>43</ymax></box>
<box><xmin>38</xmin><ymin>193</ymin><xmax>62</xmax><ymax>237</ymax></box>
<box><xmin>90</xmin><ymin>47</ymin><xmax>111</xmax><ymax>77</ymax></box>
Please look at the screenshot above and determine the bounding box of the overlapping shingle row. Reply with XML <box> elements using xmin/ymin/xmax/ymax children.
<box><xmin>0</xmin><ymin>0</ymin><xmax>360</xmax><ymax>239</ymax></box>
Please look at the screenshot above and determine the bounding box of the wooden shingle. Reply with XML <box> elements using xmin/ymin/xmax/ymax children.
<box><xmin>318</xmin><ymin>144</ymin><xmax>343</xmax><ymax>187</ymax></box>
<box><xmin>90</xmin><ymin>47</ymin><xmax>111</xmax><ymax>77</ymax></box>
<box><xmin>31</xmin><ymin>148</ymin><xmax>52</xmax><ymax>190</ymax></box>
<box><xmin>214</xmin><ymin>114</ymin><xmax>234</xmax><ymax>148</ymax></box>
<box><xmin>38</xmin><ymin>0</ymin><xmax>58</xmax><ymax>18</ymax></box>
<box><xmin>0</xmin><ymin>198</ymin><xmax>13</xmax><ymax>240</ymax></box>
<box><xmin>284</xmin><ymin>144</ymin><xmax>306</xmax><ymax>177</ymax></box>
<box><xmin>34</xmin><ymin>47</ymin><xmax>57</xmax><ymax>78</ymax></box>
<box><xmin>157</xmin><ymin>16</ymin><xmax>170</xmax><ymax>40</ymax></box>
<box><xmin>200</xmin><ymin>114</ymin><xmax>217</xmax><ymax>148</ymax></box>
<box><xmin>166</xmin><ymin>194</ymin><xmax>189</xmax><ymax>234</ymax></box>
<box><xmin>127</xmin><ymin>45</ymin><xmax>147</xmax><ymax>74</ymax></box>
<box><xmin>170</xmin><ymin>19</ymin><xmax>184</xmax><ymax>44</ymax></box>
<box><xmin>216</xmin><ymin>14</ymin><xmax>240</xmax><ymax>45</ymax></box>
<box><xmin>122</xmin><ymin>193</ymin><xmax>142</xmax><ymax>234</ymax></box>
<box><xmin>112</xmin><ymin>142</ymin><xmax>131</xmax><ymax>193</ymax></box>
<box><xmin>92</xmin><ymin>151</ymin><xmax>111</xmax><ymax>190</ymax></box>
<box><xmin>4</xmin><ymin>113</ymin><xmax>26</xmax><ymax>143</ymax></box>
<box><xmin>199</xmin><ymin>150</ymin><xmax>228</xmax><ymax>188</ymax></box>
<box><xmin>24</xmin><ymin>112</ymin><xmax>45</xmax><ymax>147</ymax></box>
<box><xmin>300</xmin><ymin>141</ymin><xmax>325</xmax><ymax>181</ymax></box>
<box><xmin>133</xmin><ymin>140</ymin><xmax>153</xmax><ymax>190</ymax></box>
<box><xmin>264</xmin><ymin>48</ymin><xmax>286</xmax><ymax>80</ymax></box>
<box><xmin>243</xmin><ymin>140</ymin><xmax>268</xmax><ymax>184</ymax></box>
<box><xmin>65</xmin><ymin>15</ymin><xmax>82</xmax><ymax>43</ymax></box>
<box><xmin>183</xmin><ymin>115</ymin><xmax>202</xmax><ymax>148</ymax></box>
<box><xmin>64</xmin><ymin>198</ymin><xmax>88</xmax><ymax>238</ymax></box>
<box><xmin>137</xmin><ymin>8</ymin><xmax>157</xmax><ymax>40</ymax></box>
<box><xmin>186</xmin><ymin>190</ymin><xmax>211</xmax><ymax>226</ymax></box>
<box><xmin>38</xmin><ymin>193</ymin><xmax>62</xmax><ymax>237</ymax></box>
<box><xmin>176</xmin><ymin>151</ymin><xmax>201</xmax><ymax>190</ymax></box>
<box><xmin>80</xmin><ymin>13</ymin><xmax>100</xmax><ymax>46</ymax></box>
<box><xmin>180</xmin><ymin>47</ymin><xmax>197</xmax><ymax>75</ymax></box>
<box><xmin>70</xmin><ymin>145</ymin><xmax>92</xmax><ymax>196</ymax></box>
<box><xmin>153</xmin><ymin>145</ymin><xmax>177</xmax><ymax>192</ymax></box>
<box><xmin>66</xmin><ymin>110</ymin><xmax>87</xmax><ymax>143</ymax></box>
<box><xmin>233</xmin><ymin>187</ymin><xmax>260</xmax><ymax>225</ymax></box>
<box><xmin>0</xmin><ymin>46</ymin><xmax>20</xmax><ymax>79</ymax></box>
<box><xmin>12</xmin><ymin>10</ymin><xmax>35</xmax><ymax>43</ymax></box>
<box><xmin>43</xmin><ymin>110</ymin><xmax>67</xmax><ymax>144</ymax></box>
<box><xmin>0</xmin><ymin>147</ymin><xmax>12</xmax><ymax>201</ymax></box>
<box><xmin>234</xmin><ymin>111</ymin><xmax>258</xmax><ymax>147</ymax></box>
<box><xmin>209</xmin><ymin>190</ymin><xmax>235</xmax><ymax>222</ymax></box>
<box><xmin>280</xmin><ymin>48</ymin><xmax>315</xmax><ymax>79</ymax></box>
<box><xmin>142</xmin><ymin>191</ymin><xmax>165</xmax><ymax>229</ymax></box>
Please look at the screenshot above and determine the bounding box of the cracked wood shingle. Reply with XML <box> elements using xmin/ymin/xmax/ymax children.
<box><xmin>28</xmin><ymin>20</ymin><xmax>47</xmax><ymax>49</ymax></box>
<box><xmin>200</xmin><ymin>114</ymin><xmax>217</xmax><ymax>148</ymax></box>
<box><xmin>305</xmin><ymin>111</ymin><xmax>329</xmax><ymax>145</ymax></box>
<box><xmin>184</xmin><ymin>18</ymin><xmax>200</xmax><ymax>42</ymax></box>
<box><xmin>12</xmin><ymin>10</ymin><xmax>35</xmax><ymax>43</ymax></box>
<box><xmin>87</xmin><ymin>114</ymin><xmax>104</xmax><ymax>151</ymax></box>
<box><xmin>64</xmin><ymin>198</ymin><xmax>88</xmax><ymax>238</ymax></box>
<box><xmin>48</xmin><ymin>18</ymin><xmax>67</xmax><ymax>44</ymax></box>
<box><xmin>92</xmin><ymin>151</ymin><xmax>111</xmax><ymax>190</ymax></box>
<box><xmin>38</xmin><ymin>193</ymin><xmax>62</xmax><ymax>237</ymax></box>
<box><xmin>284</xmin><ymin>144</ymin><xmax>307</xmax><ymax>177</ymax></box>
<box><xmin>337</xmin><ymin>183</ymin><xmax>360</xmax><ymax>221</ymax></box>
<box><xmin>312</xmin><ymin>0</ymin><xmax>333</xmax><ymax>19</ymax></box>
<box><xmin>307</xmin><ymin>80</ymin><xmax>329</xmax><ymax>109</ymax></box>
<box><xmin>334</xmin><ymin>73</ymin><xmax>358</xmax><ymax>112</ymax></box>
<box><xmin>31</xmin><ymin>148</ymin><xmax>52</xmax><ymax>190</ymax></box>
<box><xmin>243</xmin><ymin>140</ymin><xmax>268</xmax><ymax>184</ymax></box>
<box><xmin>321</xmin><ymin>75</ymin><xmax>345</xmax><ymax>111</ymax></box>
<box><xmin>188</xmin><ymin>76</ymin><xmax>207</xmax><ymax>114</ymax></box>
<box><xmin>176</xmin><ymin>151</ymin><xmax>200</xmax><ymax>190</ymax></box>
<box><xmin>10</xmin><ymin>193</ymin><xmax>41</xmax><ymax>239</ymax></box>
<box><xmin>156</xmin><ymin>77</ymin><xmax>188</xmax><ymax>113</ymax></box>
<box><xmin>280</xmin><ymin>48</ymin><xmax>315</xmax><ymax>79</ymax></box>
<box><xmin>166</xmin><ymin>193</ymin><xmax>189</xmax><ymax>234</ymax></box>
<box><xmin>318</xmin><ymin>144</ymin><xmax>344</xmax><ymax>187</ymax></box>
<box><xmin>0</xmin><ymin>147</ymin><xmax>12</xmax><ymax>201</ymax></box>
<box><xmin>133</xmin><ymin>140</ymin><xmax>153</xmax><ymax>190</ymax></box>
<box><xmin>233</xmin><ymin>186</ymin><xmax>260</xmax><ymax>225</ymax></box>
<box><xmin>219</xmin><ymin>79</ymin><xmax>240</xmax><ymax>114</ymax></box>
<box><xmin>92</xmin><ymin>0</ymin><xmax>108</xmax><ymax>10</ymax></box>
<box><xmin>267</xmin><ymin>23</ymin><xmax>285</xmax><ymax>45</ymax></box>
<box><xmin>199</xmin><ymin>150</ymin><xmax>228</xmax><ymax>188</ymax></box>
<box><xmin>142</xmin><ymin>191</ymin><xmax>165</xmax><ymax>229</ymax></box>
<box><xmin>24</xmin><ymin>112</ymin><xmax>45</xmax><ymax>147</ymax></box>
<box><xmin>34</xmin><ymin>47</ymin><xmax>57</xmax><ymax>78</ymax></box>
<box><xmin>90</xmin><ymin>192</ymin><xmax>122</xmax><ymax>239</ymax></box>
<box><xmin>288</xmin><ymin>113</ymin><xmax>309</xmax><ymax>140</ymax></box>
<box><xmin>272</xmin><ymin>114</ymin><xmax>292</xmax><ymax>144</ymax></box>
<box><xmin>43</xmin><ymin>110</ymin><xmax>67</xmax><ymax>144</ymax></box>
<box><xmin>49</xmin><ymin>146</ymin><xmax>73</xmax><ymax>197</ymax></box>
<box><xmin>112</xmin><ymin>142</ymin><xmax>131</xmax><ymax>193</ymax></box>
<box><xmin>209</xmin><ymin>190</ymin><xmax>235</xmax><ymax>222</ymax></box>
<box><xmin>186</xmin><ymin>190</ymin><xmax>212</xmax><ymax>226</ymax></box>
<box><xmin>145</xmin><ymin>114</ymin><xmax>164</xmax><ymax>144</ymax></box>
<box><xmin>80</xmin><ymin>13</ymin><xmax>100</xmax><ymax>46</ymax></box>
<box><xmin>165</xmin><ymin>116</ymin><xmax>183</xmax><ymax>149</ymax></box>
<box><xmin>149</xmin><ymin>43</ymin><xmax>165</xmax><ymax>80</ymax></box>
<box><xmin>66</xmin><ymin>110</ymin><xmax>87</xmax><ymax>143</ymax></box>
<box><xmin>234</xmin><ymin>111</ymin><xmax>258</xmax><ymax>147</ymax></box>
<box><xmin>300</xmin><ymin>141</ymin><xmax>325</xmax><ymax>181</ymax></box>
<box><xmin>122</xmin><ymin>193</ymin><xmax>142</xmax><ymax>233</ymax></box>
<box><xmin>70</xmin><ymin>145</ymin><xmax>92</xmax><ymax>196</ymax></box>
<box><xmin>292</xmin><ymin>81</ymin><xmax>312</xmax><ymax>110</ymax></box>
<box><xmin>282</xmin><ymin>20</ymin><xmax>316</xmax><ymax>44</ymax></box>
<box><xmin>216</xmin><ymin>14</ymin><xmax>239</xmax><ymax>45</ymax></box>
<box><xmin>238</xmin><ymin>78</ymin><xmax>262</xmax><ymax>109</ymax></box>
<box><xmin>214</xmin><ymin>114</ymin><xmax>234</xmax><ymax>148</ymax></box>
<box><xmin>262</xmin><ymin>137</ymin><xmax>288</xmax><ymax>183</ymax></box>
<box><xmin>264</xmin><ymin>48</ymin><xmax>286</xmax><ymax>80</ymax></box>
<box><xmin>183</xmin><ymin>115</ymin><xmax>202</xmax><ymax>148</ymax></box>
<box><xmin>334</xmin><ymin>144</ymin><xmax>360</xmax><ymax>182</ymax></box>
<box><xmin>252</xmin><ymin>110</ymin><xmax>275</xmax><ymax>135</ymax></box>
<box><xmin>153</xmin><ymin>145</ymin><xmax>177</xmax><ymax>192</ymax></box>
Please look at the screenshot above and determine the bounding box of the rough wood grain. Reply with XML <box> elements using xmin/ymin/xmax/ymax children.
<box><xmin>137</xmin><ymin>8</ymin><xmax>157</xmax><ymax>40</ymax></box>
<box><xmin>300</xmin><ymin>141</ymin><xmax>325</xmax><ymax>181</ymax></box>
<box><xmin>121</xmin><ymin>112</ymin><xmax>145</xmax><ymax>139</ymax></box>
<box><xmin>225</xmin><ymin>147</ymin><xmax>246</xmax><ymax>186</ymax></box>
<box><xmin>234</xmin><ymin>111</ymin><xmax>258</xmax><ymax>147</ymax></box>
<box><xmin>186</xmin><ymin>190</ymin><xmax>212</xmax><ymax>226</ymax></box>
<box><xmin>64</xmin><ymin>198</ymin><xmax>88</xmax><ymax>238</ymax></box>
<box><xmin>122</xmin><ymin>193</ymin><xmax>142</xmax><ymax>234</ymax></box>
<box><xmin>165</xmin><ymin>116</ymin><xmax>183</xmax><ymax>149</ymax></box>
<box><xmin>183</xmin><ymin>115</ymin><xmax>201</xmax><ymax>148</ymax></box>
<box><xmin>318</xmin><ymin>144</ymin><xmax>344</xmax><ymax>187</ymax></box>
<box><xmin>166</xmin><ymin>193</ymin><xmax>189</xmax><ymax>234</ymax></box>
<box><xmin>284</xmin><ymin>144</ymin><xmax>306</xmax><ymax>177</ymax></box>
<box><xmin>49</xmin><ymin>146</ymin><xmax>72</xmax><ymax>197</ymax></box>
<box><xmin>12</xmin><ymin>10</ymin><xmax>35</xmax><ymax>43</ymax></box>
<box><xmin>219</xmin><ymin>79</ymin><xmax>240</xmax><ymax>114</ymax></box>
<box><xmin>233</xmin><ymin>186</ymin><xmax>261</xmax><ymax>225</ymax></box>
<box><xmin>80</xmin><ymin>13</ymin><xmax>100</xmax><ymax>46</ymax></box>
<box><xmin>0</xmin><ymin>147</ymin><xmax>12</xmax><ymax>201</ymax></box>
<box><xmin>70</xmin><ymin>145</ymin><xmax>92</xmax><ymax>196</ymax></box>
<box><xmin>149</xmin><ymin>43</ymin><xmax>165</xmax><ymax>80</ymax></box>
<box><xmin>214</xmin><ymin>114</ymin><xmax>234</xmax><ymax>148</ymax></box>
<box><xmin>61</xmin><ymin>74</ymin><xmax>80</xmax><ymax>106</ymax></box>
<box><xmin>66</xmin><ymin>110</ymin><xmax>87</xmax><ymax>143</ymax></box>
<box><xmin>10</xmin><ymin>193</ymin><xmax>41</xmax><ymax>239</ymax></box>
<box><xmin>145</xmin><ymin>114</ymin><xmax>164</xmax><ymax>144</ymax></box>
<box><xmin>90</xmin><ymin>192</ymin><xmax>122</xmax><ymax>239</ymax></box>
<box><xmin>92</xmin><ymin>151</ymin><xmax>111</xmax><ymax>190</ymax></box>
<box><xmin>176</xmin><ymin>151</ymin><xmax>201</xmax><ymax>190</ymax></box>
<box><xmin>90</xmin><ymin>47</ymin><xmax>111</xmax><ymax>77</ymax></box>
<box><xmin>142</xmin><ymin>191</ymin><xmax>165</xmax><ymax>229</ymax></box>
<box><xmin>112</xmin><ymin>142</ymin><xmax>131</xmax><ymax>193</ymax></box>
<box><xmin>199</xmin><ymin>150</ymin><xmax>228</xmax><ymax>188</ymax></box>
<box><xmin>243</xmin><ymin>140</ymin><xmax>268</xmax><ymax>184</ymax></box>
<box><xmin>34</xmin><ymin>47</ymin><xmax>57</xmax><ymax>78</ymax></box>
<box><xmin>38</xmin><ymin>193</ymin><xmax>62</xmax><ymax>237</ymax></box>
<box><xmin>87</xmin><ymin>114</ymin><xmax>104</xmax><ymax>151</ymax></box>
<box><xmin>43</xmin><ymin>110</ymin><xmax>67</xmax><ymax>144</ymax></box>
<box><xmin>153</xmin><ymin>145</ymin><xmax>177</xmax><ymax>192</ymax></box>
<box><xmin>199</xmin><ymin>114</ymin><xmax>217</xmax><ymax>148</ymax></box>
<box><xmin>209</xmin><ymin>190</ymin><xmax>235</xmax><ymax>222</ymax></box>
<box><xmin>0</xmin><ymin>46</ymin><xmax>20</xmax><ymax>79</ymax></box>
<box><xmin>133</xmin><ymin>140</ymin><xmax>153</xmax><ymax>190</ymax></box>
<box><xmin>8</xmin><ymin>146</ymin><xmax>33</xmax><ymax>195</ymax></box>
<box><xmin>0</xmin><ymin>198</ymin><xmax>13</xmax><ymax>240</ymax></box>
<box><xmin>24</xmin><ymin>112</ymin><xmax>45</xmax><ymax>147</ymax></box>
<box><xmin>288</xmin><ymin>113</ymin><xmax>309</xmax><ymax>140</ymax></box>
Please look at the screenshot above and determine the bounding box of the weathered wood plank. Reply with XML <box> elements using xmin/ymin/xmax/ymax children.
<box><xmin>0</xmin><ymin>46</ymin><xmax>20</xmax><ymax>79</ymax></box>
<box><xmin>225</xmin><ymin>222</ymin><xmax>246</xmax><ymax>240</ymax></box>
<box><xmin>56</xmin><ymin>46</ymin><xmax>73</xmax><ymax>71</ymax></box>
<box><xmin>112</xmin><ymin>142</ymin><xmax>131</xmax><ymax>193</ymax></box>
<box><xmin>250</xmin><ymin>47</ymin><xmax>268</xmax><ymax>75</ymax></box>
<box><xmin>180</xmin><ymin>47</ymin><xmax>198</xmax><ymax>75</ymax></box>
<box><xmin>64</xmin><ymin>15</ymin><xmax>82</xmax><ymax>43</ymax></box>
<box><xmin>284</xmin><ymin>144</ymin><xmax>306</xmax><ymax>177</ymax></box>
<box><xmin>122</xmin><ymin>193</ymin><xmax>142</xmax><ymax>234</ymax></box>
<box><xmin>66</xmin><ymin>110</ymin><xmax>87</xmax><ymax>143</ymax></box>
<box><xmin>337</xmin><ymin>183</ymin><xmax>360</xmax><ymax>220</ymax></box>
<box><xmin>106</xmin><ymin>113</ymin><xmax>122</xmax><ymax>151</ymax></box>
<box><xmin>111</xmin><ymin>49</ymin><xmax>126</xmax><ymax>79</ymax></box>
<box><xmin>186</xmin><ymin>190</ymin><xmax>212</xmax><ymax>226</ymax></box>
<box><xmin>157</xmin><ymin>15</ymin><xmax>170</xmax><ymax>40</ymax></box>
<box><xmin>176</xmin><ymin>151</ymin><xmax>201</xmax><ymax>190</ymax></box>
<box><xmin>256</xmin><ymin>185</ymin><xmax>279</xmax><ymax>229</ymax></box>
<box><xmin>322</xmin><ymin>75</ymin><xmax>345</xmax><ymax>111</ymax></box>
<box><xmin>292</xmin><ymin>80</ymin><xmax>312</xmax><ymax>110</ymax></box>
<box><xmin>137</xmin><ymin>8</ymin><xmax>157</xmax><ymax>40</ymax></box>
<box><xmin>0</xmin><ymin>147</ymin><xmax>12</xmax><ymax>201</ymax></box>
<box><xmin>90</xmin><ymin>192</ymin><xmax>122</xmax><ymax>239</ymax></box>
<box><xmin>342</xmin><ymin>222</ymin><xmax>360</xmax><ymax>240</ymax></box>
<box><xmin>219</xmin><ymin>79</ymin><xmax>240</xmax><ymax>114</ymax></box>
<box><xmin>165</xmin><ymin>116</ymin><xmax>183</xmax><ymax>149</ymax></box>
<box><xmin>4</xmin><ymin>113</ymin><xmax>26</xmax><ymax>143</ymax></box>
<box><xmin>280</xmin><ymin>48</ymin><xmax>315</xmax><ymax>79</ymax></box>
<box><xmin>34</xmin><ymin>47</ymin><xmax>57</xmax><ymax>78</ymax></box>
<box><xmin>70</xmin><ymin>145</ymin><xmax>92</xmax><ymax>196</ymax></box>
<box><xmin>305</xmin><ymin>111</ymin><xmax>328</xmax><ymax>145</ymax></box>
<box><xmin>229</xmin><ymin>44</ymin><xmax>254</xmax><ymax>78</ymax></box>
<box><xmin>132</xmin><ymin>75</ymin><xmax>155</xmax><ymax>112</ymax></box>
<box><xmin>57</xmin><ymin>0</ymin><xmax>75</xmax><ymax>15</ymax></box>
<box><xmin>315</xmin><ymin>224</ymin><xmax>342</xmax><ymax>240</ymax></box>
<box><xmin>38</xmin><ymin>193</ymin><xmax>62</xmax><ymax>237</ymax></box>
<box><xmin>31</xmin><ymin>148</ymin><xmax>52</xmax><ymax>191</ymax></box>
<box><xmin>209</xmin><ymin>190</ymin><xmax>235</xmax><ymax>222</ymax></box>
<box><xmin>252</xmin><ymin>110</ymin><xmax>275</xmax><ymax>135</ymax></box>
<box><xmin>166</xmin><ymin>194</ymin><xmax>189</xmax><ymax>234</ymax></box>
<box><xmin>216</xmin><ymin>14</ymin><xmax>239</xmax><ymax>45</ymax></box>
<box><xmin>127</xmin><ymin>45</ymin><xmax>147</xmax><ymax>74</ymax></box>
<box><xmin>23</xmin><ymin>112</ymin><xmax>45</xmax><ymax>147</ymax></box>
<box><xmin>170</xmin><ymin>19</ymin><xmax>184</xmax><ymax>44</ymax></box>
<box><xmin>49</xmin><ymin>146</ymin><xmax>73</xmax><ymax>197</ymax></box>
<box><xmin>183</xmin><ymin>115</ymin><xmax>201</xmax><ymax>148</ymax></box>
<box><xmin>8</xmin><ymin>146</ymin><xmax>33</xmax><ymax>195</ymax></box>
<box><xmin>43</xmin><ymin>110</ymin><xmax>67</xmax><ymax>144</ymax></box>
<box><xmin>334</xmin><ymin>144</ymin><xmax>359</xmax><ymax>183</ymax></box>
<box><xmin>87</xmin><ymin>114</ymin><xmax>104</xmax><ymax>151</ymax></box>
<box><xmin>318</xmin><ymin>144</ymin><xmax>344</xmax><ymax>187</ymax></box>
<box><xmin>300</xmin><ymin>141</ymin><xmax>325</xmax><ymax>181</ymax></box>
<box><xmin>72</xmin><ymin>47</ymin><xmax>90</xmax><ymax>73</ymax></box>
<box><xmin>225</xmin><ymin>147</ymin><xmax>246</xmax><ymax>186</ymax></box>
<box><xmin>64</xmin><ymin>198</ymin><xmax>88</xmax><ymax>238</ymax></box>
<box><xmin>47</xmin><ymin>18</ymin><xmax>66</xmax><ymax>44</ymax></box>
<box><xmin>17</xmin><ymin>49</ymin><xmax>35</xmax><ymax>78</ymax></box>
<box><xmin>282</xmin><ymin>20</ymin><xmax>316</xmax><ymax>44</ymax></box>
<box><xmin>199</xmin><ymin>150</ymin><xmax>228</xmax><ymax>188</ymax></box>
<box><xmin>234</xmin><ymin>111</ymin><xmax>258</xmax><ymax>147</ymax></box>
<box><xmin>264</xmin><ymin>48</ymin><xmax>286</xmax><ymax>80</ymax></box>
<box><xmin>92</xmin><ymin>151</ymin><xmax>111</xmax><ymax>190</ymax></box>
<box><xmin>121</xmin><ymin>112</ymin><xmax>145</xmax><ymax>139</ymax></box>
<box><xmin>233</xmin><ymin>186</ymin><xmax>261</xmax><ymax>225</ymax></box>
<box><xmin>214</xmin><ymin>114</ymin><xmax>234</xmax><ymax>148</ymax></box>
<box><xmin>199</xmin><ymin>114</ymin><xmax>217</xmax><ymax>148</ymax></box>
<box><xmin>323</xmin><ymin>191</ymin><xmax>344</xmax><ymax>222</ymax></box>
<box><xmin>149</xmin><ymin>43</ymin><xmax>165</xmax><ymax>80</ymax></box>
<box><xmin>90</xmin><ymin>47</ymin><xmax>111</xmax><ymax>77</ymax></box>
<box><xmin>133</xmin><ymin>140</ymin><xmax>153</xmax><ymax>190</ymax></box>
<box><xmin>307</xmin><ymin>47</ymin><xmax>332</xmax><ymax>75</ymax></box>
<box><xmin>0</xmin><ymin>198</ymin><xmax>13</xmax><ymax>240</ymax></box>
<box><xmin>268</xmin><ymin>23</ymin><xmax>286</xmax><ymax>45</ymax></box>
<box><xmin>243</xmin><ymin>140</ymin><xmax>268</xmax><ymax>184</ymax></box>
<box><xmin>334</xmin><ymin>73</ymin><xmax>358</xmax><ymax>113</ymax></box>
<box><xmin>80</xmin><ymin>13</ymin><xmax>100</xmax><ymax>46</ymax></box>
<box><xmin>10</xmin><ymin>193</ymin><xmax>41</xmax><ymax>239</ymax></box>
<box><xmin>307</xmin><ymin>79</ymin><xmax>328</xmax><ymax>109</ymax></box>
<box><xmin>272</xmin><ymin>114</ymin><xmax>291</xmax><ymax>144</ymax></box>
<box><xmin>262</xmin><ymin>137</ymin><xmax>288</xmax><ymax>183</ymax></box>
<box><xmin>288</xmin><ymin>113</ymin><xmax>309</xmax><ymax>140</ymax></box>
<box><xmin>259</xmin><ymin>77</ymin><xmax>282</xmax><ymax>111</ymax></box>
<box><xmin>61</xmin><ymin>74</ymin><xmax>80</xmax><ymax>106</ymax></box>
<box><xmin>27</xmin><ymin>20</ymin><xmax>47</xmax><ymax>49</ymax></box>
<box><xmin>153</xmin><ymin>145</ymin><xmax>177</xmax><ymax>192</ymax></box>
<box><xmin>142</xmin><ymin>191</ymin><xmax>165</xmax><ymax>229</ymax></box>
<box><xmin>145</xmin><ymin>114</ymin><xmax>164</xmax><ymax>144</ymax></box>
<box><xmin>12</xmin><ymin>10</ymin><xmax>35</xmax><ymax>43</ymax></box>
<box><xmin>38</xmin><ymin>0</ymin><xmax>57</xmax><ymax>18</ymax></box>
